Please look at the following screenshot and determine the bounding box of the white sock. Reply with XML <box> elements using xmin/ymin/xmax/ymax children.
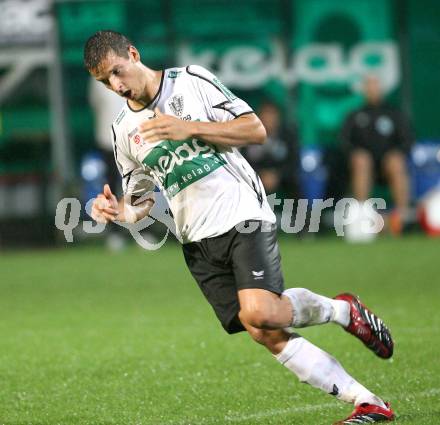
<box><xmin>283</xmin><ymin>288</ymin><xmax>350</xmax><ymax>327</ymax></box>
<box><xmin>275</xmin><ymin>336</ymin><xmax>386</xmax><ymax>407</ymax></box>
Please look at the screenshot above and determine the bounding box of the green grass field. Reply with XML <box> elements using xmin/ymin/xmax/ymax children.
<box><xmin>0</xmin><ymin>236</ymin><xmax>439</xmax><ymax>425</ymax></box>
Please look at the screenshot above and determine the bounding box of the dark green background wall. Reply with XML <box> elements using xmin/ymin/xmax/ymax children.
<box><xmin>1</xmin><ymin>0</ymin><xmax>440</xmax><ymax>176</ymax></box>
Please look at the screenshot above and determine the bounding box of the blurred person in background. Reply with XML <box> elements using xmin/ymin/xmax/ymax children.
<box><xmin>341</xmin><ymin>75</ymin><xmax>413</xmax><ymax>234</ymax></box>
<box><xmin>242</xmin><ymin>100</ymin><xmax>299</xmax><ymax>198</ymax></box>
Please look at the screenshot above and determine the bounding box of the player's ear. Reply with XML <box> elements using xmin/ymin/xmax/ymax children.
<box><xmin>128</xmin><ymin>46</ymin><xmax>140</xmax><ymax>62</ymax></box>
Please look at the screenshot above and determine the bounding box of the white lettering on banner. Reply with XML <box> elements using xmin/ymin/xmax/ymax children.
<box><xmin>0</xmin><ymin>0</ymin><xmax>52</xmax><ymax>43</ymax></box>
<box><xmin>293</xmin><ymin>44</ymin><xmax>347</xmax><ymax>83</ymax></box>
<box><xmin>178</xmin><ymin>40</ymin><xmax>400</xmax><ymax>93</ymax></box>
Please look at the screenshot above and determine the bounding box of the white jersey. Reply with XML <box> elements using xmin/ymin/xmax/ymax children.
<box><xmin>111</xmin><ymin>65</ymin><xmax>275</xmax><ymax>243</ymax></box>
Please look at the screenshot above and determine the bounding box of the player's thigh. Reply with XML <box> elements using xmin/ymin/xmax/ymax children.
<box><xmin>182</xmin><ymin>242</ymin><xmax>244</xmax><ymax>334</ymax></box>
<box><xmin>231</xmin><ymin>221</ymin><xmax>284</xmax><ymax>295</ymax></box>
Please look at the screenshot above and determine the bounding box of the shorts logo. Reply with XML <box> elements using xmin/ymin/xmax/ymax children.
<box><xmin>134</xmin><ymin>134</ymin><xmax>141</xmax><ymax>144</ymax></box>
<box><xmin>168</xmin><ymin>94</ymin><xmax>184</xmax><ymax>117</ymax></box>
<box><xmin>252</xmin><ymin>270</ymin><xmax>265</xmax><ymax>280</ymax></box>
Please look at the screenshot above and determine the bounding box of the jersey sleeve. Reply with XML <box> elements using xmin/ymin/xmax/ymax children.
<box><xmin>186</xmin><ymin>65</ymin><xmax>254</xmax><ymax>122</ymax></box>
<box><xmin>111</xmin><ymin>125</ymin><xmax>155</xmax><ymax>197</ymax></box>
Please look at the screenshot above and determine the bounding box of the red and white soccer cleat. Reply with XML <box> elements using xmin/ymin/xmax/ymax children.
<box><xmin>333</xmin><ymin>402</ymin><xmax>395</xmax><ymax>424</ymax></box>
<box><xmin>334</xmin><ymin>293</ymin><xmax>394</xmax><ymax>359</ymax></box>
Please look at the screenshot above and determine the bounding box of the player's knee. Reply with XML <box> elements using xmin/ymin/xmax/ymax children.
<box><xmin>247</xmin><ymin>327</ymin><xmax>274</xmax><ymax>347</ymax></box>
<box><xmin>246</xmin><ymin>328</ymin><xmax>289</xmax><ymax>353</ymax></box>
<box><xmin>239</xmin><ymin>308</ymin><xmax>276</xmax><ymax>329</ymax></box>
<box><xmin>246</xmin><ymin>327</ymin><xmax>267</xmax><ymax>345</ymax></box>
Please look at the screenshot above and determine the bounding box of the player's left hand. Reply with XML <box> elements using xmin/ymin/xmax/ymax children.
<box><xmin>138</xmin><ymin>108</ymin><xmax>193</xmax><ymax>143</ymax></box>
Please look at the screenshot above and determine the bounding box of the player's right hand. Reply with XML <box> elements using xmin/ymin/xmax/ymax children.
<box><xmin>91</xmin><ymin>184</ymin><xmax>119</xmax><ymax>223</ymax></box>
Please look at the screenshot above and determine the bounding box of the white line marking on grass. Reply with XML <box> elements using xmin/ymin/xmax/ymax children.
<box><xmin>411</xmin><ymin>388</ymin><xmax>440</xmax><ymax>397</ymax></box>
<box><xmin>155</xmin><ymin>402</ymin><xmax>341</xmax><ymax>425</ymax></box>
<box><xmin>224</xmin><ymin>401</ymin><xmax>339</xmax><ymax>423</ymax></box>
<box><xmin>159</xmin><ymin>388</ymin><xmax>440</xmax><ymax>425</ymax></box>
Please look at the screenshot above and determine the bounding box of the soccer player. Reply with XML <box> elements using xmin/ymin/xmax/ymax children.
<box><xmin>84</xmin><ymin>30</ymin><xmax>395</xmax><ymax>424</ymax></box>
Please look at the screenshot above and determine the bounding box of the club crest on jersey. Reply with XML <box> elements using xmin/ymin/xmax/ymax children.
<box><xmin>168</xmin><ymin>94</ymin><xmax>184</xmax><ymax>117</ymax></box>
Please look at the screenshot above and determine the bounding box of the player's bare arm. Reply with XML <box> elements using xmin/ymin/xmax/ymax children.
<box><xmin>91</xmin><ymin>184</ymin><xmax>154</xmax><ymax>224</ymax></box>
<box><xmin>138</xmin><ymin>107</ymin><xmax>266</xmax><ymax>147</ymax></box>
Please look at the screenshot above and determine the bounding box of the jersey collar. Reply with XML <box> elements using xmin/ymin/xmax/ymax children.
<box><xmin>126</xmin><ymin>70</ymin><xmax>165</xmax><ymax>112</ymax></box>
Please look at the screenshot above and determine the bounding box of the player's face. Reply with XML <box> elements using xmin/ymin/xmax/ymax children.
<box><xmin>364</xmin><ymin>75</ymin><xmax>382</xmax><ymax>105</ymax></box>
<box><xmin>91</xmin><ymin>47</ymin><xmax>145</xmax><ymax>102</ymax></box>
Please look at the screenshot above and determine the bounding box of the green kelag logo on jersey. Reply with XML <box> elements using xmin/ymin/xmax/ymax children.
<box><xmin>142</xmin><ymin>139</ymin><xmax>226</xmax><ymax>198</ymax></box>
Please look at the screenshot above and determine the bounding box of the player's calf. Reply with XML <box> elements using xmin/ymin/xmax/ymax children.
<box><xmin>242</xmin><ymin>324</ymin><xmax>291</xmax><ymax>355</ymax></box>
<box><xmin>283</xmin><ymin>288</ymin><xmax>350</xmax><ymax>327</ymax></box>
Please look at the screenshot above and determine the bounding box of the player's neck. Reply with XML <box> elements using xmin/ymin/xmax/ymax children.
<box><xmin>128</xmin><ymin>68</ymin><xmax>163</xmax><ymax>110</ymax></box>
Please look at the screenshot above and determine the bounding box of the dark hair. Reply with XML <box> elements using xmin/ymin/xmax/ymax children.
<box><xmin>84</xmin><ymin>30</ymin><xmax>132</xmax><ymax>71</ymax></box>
